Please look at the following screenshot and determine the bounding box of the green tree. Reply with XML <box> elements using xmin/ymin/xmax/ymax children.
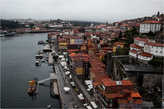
<box><xmin>148</xmin><ymin>57</ymin><xmax>164</xmax><ymax>67</ymax></box>
<box><xmin>124</xmin><ymin>27</ymin><xmax>139</xmax><ymax>45</ymax></box>
<box><xmin>119</xmin><ymin>31</ymin><xmax>122</xmax><ymax>39</ymax></box>
<box><xmin>116</xmin><ymin>47</ymin><xmax>129</xmax><ymax>55</ymax></box>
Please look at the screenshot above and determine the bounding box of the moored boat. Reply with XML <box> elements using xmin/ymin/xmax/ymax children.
<box><xmin>38</xmin><ymin>40</ymin><xmax>45</xmax><ymax>45</ymax></box>
<box><xmin>5</xmin><ymin>32</ymin><xmax>16</xmax><ymax>36</ymax></box>
<box><xmin>35</xmin><ymin>60</ymin><xmax>41</xmax><ymax>66</ymax></box>
<box><xmin>27</xmin><ymin>80</ymin><xmax>37</xmax><ymax>96</ymax></box>
<box><xmin>35</xmin><ymin>54</ymin><xmax>43</xmax><ymax>59</ymax></box>
<box><xmin>43</xmin><ymin>44</ymin><xmax>52</xmax><ymax>52</ymax></box>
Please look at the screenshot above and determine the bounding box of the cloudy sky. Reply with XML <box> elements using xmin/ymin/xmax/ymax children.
<box><xmin>1</xmin><ymin>0</ymin><xmax>164</xmax><ymax>22</ymax></box>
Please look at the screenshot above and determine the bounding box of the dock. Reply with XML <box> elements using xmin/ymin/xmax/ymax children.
<box><xmin>47</xmin><ymin>38</ymin><xmax>83</xmax><ymax>108</ymax></box>
<box><xmin>54</xmin><ymin>64</ymin><xmax>82</xmax><ymax>108</ymax></box>
<box><xmin>48</xmin><ymin>53</ymin><xmax>53</xmax><ymax>65</ymax></box>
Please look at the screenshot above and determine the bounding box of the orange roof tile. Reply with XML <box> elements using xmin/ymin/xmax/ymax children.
<box><xmin>146</xmin><ymin>42</ymin><xmax>164</xmax><ymax>47</ymax></box>
<box><xmin>121</xmin><ymin>80</ymin><xmax>133</xmax><ymax>86</ymax></box>
<box><xmin>105</xmin><ymin>93</ymin><xmax>124</xmax><ymax>99</ymax></box>
<box><xmin>134</xmin><ymin>37</ymin><xmax>148</xmax><ymax>43</ymax></box>
<box><xmin>140</xmin><ymin>52</ymin><xmax>152</xmax><ymax>57</ymax></box>
<box><xmin>129</xmin><ymin>49</ymin><xmax>137</xmax><ymax>54</ymax></box>
<box><xmin>133</xmin><ymin>99</ymin><xmax>142</xmax><ymax>104</ymax></box>
<box><xmin>130</xmin><ymin>44</ymin><xmax>143</xmax><ymax>49</ymax></box>
<box><xmin>143</xmin><ymin>20</ymin><xmax>161</xmax><ymax>24</ymax></box>
<box><xmin>69</xmin><ymin>53</ymin><xmax>76</xmax><ymax>57</ymax></box>
<box><xmin>113</xmin><ymin>42</ymin><xmax>125</xmax><ymax>46</ymax></box>
<box><xmin>118</xmin><ymin>99</ymin><xmax>129</xmax><ymax>104</ymax></box>
<box><xmin>131</xmin><ymin>92</ymin><xmax>142</xmax><ymax>98</ymax></box>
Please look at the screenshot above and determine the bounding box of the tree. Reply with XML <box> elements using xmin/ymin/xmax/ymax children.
<box><xmin>148</xmin><ymin>57</ymin><xmax>164</xmax><ymax>67</ymax></box>
<box><xmin>1</xmin><ymin>19</ymin><xmax>24</xmax><ymax>29</ymax></box>
<box><xmin>124</xmin><ymin>27</ymin><xmax>139</xmax><ymax>45</ymax></box>
<box><xmin>29</xmin><ymin>23</ymin><xmax>35</xmax><ymax>29</ymax></box>
<box><xmin>116</xmin><ymin>47</ymin><xmax>129</xmax><ymax>55</ymax></box>
<box><xmin>118</xmin><ymin>31</ymin><xmax>122</xmax><ymax>39</ymax></box>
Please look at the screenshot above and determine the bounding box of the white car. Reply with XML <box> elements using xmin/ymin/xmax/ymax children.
<box><xmin>65</xmin><ymin>71</ymin><xmax>71</xmax><ymax>75</ymax></box>
<box><xmin>64</xmin><ymin>66</ymin><xmax>69</xmax><ymax>71</ymax></box>
<box><xmin>86</xmin><ymin>105</ymin><xmax>93</xmax><ymax>109</ymax></box>
<box><xmin>59</xmin><ymin>55</ymin><xmax>64</xmax><ymax>59</ymax></box>
<box><xmin>61</xmin><ymin>57</ymin><xmax>66</xmax><ymax>61</ymax></box>
<box><xmin>70</xmin><ymin>81</ymin><xmax>75</xmax><ymax>87</ymax></box>
<box><xmin>69</xmin><ymin>75</ymin><xmax>72</xmax><ymax>79</ymax></box>
<box><xmin>60</xmin><ymin>61</ymin><xmax>67</xmax><ymax>66</ymax></box>
<box><xmin>78</xmin><ymin>93</ymin><xmax>84</xmax><ymax>100</ymax></box>
<box><xmin>64</xmin><ymin>87</ymin><xmax>70</xmax><ymax>93</ymax></box>
<box><xmin>90</xmin><ymin>101</ymin><xmax>98</xmax><ymax>109</ymax></box>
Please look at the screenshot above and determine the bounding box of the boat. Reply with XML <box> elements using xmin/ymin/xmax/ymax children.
<box><xmin>27</xmin><ymin>80</ymin><xmax>37</xmax><ymax>96</ymax></box>
<box><xmin>35</xmin><ymin>60</ymin><xmax>41</xmax><ymax>66</ymax></box>
<box><xmin>47</xmin><ymin>104</ymin><xmax>52</xmax><ymax>109</ymax></box>
<box><xmin>38</xmin><ymin>50</ymin><xmax>44</xmax><ymax>55</ymax></box>
<box><xmin>0</xmin><ymin>34</ymin><xmax>5</xmax><ymax>37</ymax></box>
<box><xmin>38</xmin><ymin>40</ymin><xmax>45</xmax><ymax>45</ymax></box>
<box><xmin>5</xmin><ymin>32</ymin><xmax>16</xmax><ymax>36</ymax></box>
<box><xmin>35</xmin><ymin>54</ymin><xmax>43</xmax><ymax>59</ymax></box>
<box><xmin>43</xmin><ymin>44</ymin><xmax>52</xmax><ymax>52</ymax></box>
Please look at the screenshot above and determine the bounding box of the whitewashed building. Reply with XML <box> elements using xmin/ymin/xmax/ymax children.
<box><xmin>134</xmin><ymin>37</ymin><xmax>148</xmax><ymax>47</ymax></box>
<box><xmin>129</xmin><ymin>50</ymin><xmax>137</xmax><ymax>58</ymax></box>
<box><xmin>144</xmin><ymin>42</ymin><xmax>164</xmax><ymax>57</ymax></box>
<box><xmin>129</xmin><ymin>37</ymin><xmax>164</xmax><ymax>61</ymax></box>
<box><xmin>138</xmin><ymin>52</ymin><xmax>153</xmax><ymax>61</ymax></box>
<box><xmin>139</xmin><ymin>21</ymin><xmax>161</xmax><ymax>33</ymax></box>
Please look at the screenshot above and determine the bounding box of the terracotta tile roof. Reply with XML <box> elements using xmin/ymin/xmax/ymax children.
<box><xmin>102</xmin><ymin>47</ymin><xmax>113</xmax><ymax>51</ymax></box>
<box><xmin>129</xmin><ymin>49</ymin><xmax>137</xmax><ymax>54</ymax></box>
<box><xmin>102</xmin><ymin>79</ymin><xmax>133</xmax><ymax>87</ymax></box>
<box><xmin>121</xmin><ymin>24</ymin><xmax>129</xmax><ymax>27</ymax></box>
<box><xmin>133</xmin><ymin>99</ymin><xmax>142</xmax><ymax>104</ymax></box>
<box><xmin>140</xmin><ymin>52</ymin><xmax>152</xmax><ymax>57</ymax></box>
<box><xmin>143</xmin><ymin>20</ymin><xmax>161</xmax><ymax>24</ymax></box>
<box><xmin>130</xmin><ymin>44</ymin><xmax>143</xmax><ymax>49</ymax></box>
<box><xmin>69</xmin><ymin>53</ymin><xmax>76</xmax><ymax>57</ymax></box>
<box><xmin>113</xmin><ymin>42</ymin><xmax>125</xmax><ymax>46</ymax></box>
<box><xmin>101</xmin><ymin>78</ymin><xmax>114</xmax><ymax>86</ymax></box>
<box><xmin>146</xmin><ymin>42</ymin><xmax>164</xmax><ymax>47</ymax></box>
<box><xmin>118</xmin><ymin>99</ymin><xmax>129</xmax><ymax>104</ymax></box>
<box><xmin>134</xmin><ymin>37</ymin><xmax>148</xmax><ymax>43</ymax></box>
<box><xmin>105</xmin><ymin>93</ymin><xmax>124</xmax><ymax>99</ymax></box>
<box><xmin>67</xmin><ymin>49</ymin><xmax>79</xmax><ymax>53</ymax></box>
<box><xmin>131</xmin><ymin>92</ymin><xmax>142</xmax><ymax>98</ymax></box>
<box><xmin>121</xmin><ymin>80</ymin><xmax>133</xmax><ymax>86</ymax></box>
<box><xmin>93</xmin><ymin>81</ymin><xmax>100</xmax><ymax>86</ymax></box>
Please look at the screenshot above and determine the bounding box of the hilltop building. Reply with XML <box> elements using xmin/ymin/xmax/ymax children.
<box><xmin>129</xmin><ymin>37</ymin><xmax>164</xmax><ymax>61</ymax></box>
<box><xmin>139</xmin><ymin>20</ymin><xmax>161</xmax><ymax>33</ymax></box>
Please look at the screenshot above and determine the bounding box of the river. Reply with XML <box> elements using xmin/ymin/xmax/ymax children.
<box><xmin>1</xmin><ymin>33</ymin><xmax>60</xmax><ymax>108</ymax></box>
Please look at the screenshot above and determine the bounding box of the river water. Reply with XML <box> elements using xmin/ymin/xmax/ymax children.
<box><xmin>1</xmin><ymin>33</ymin><xmax>60</xmax><ymax>108</ymax></box>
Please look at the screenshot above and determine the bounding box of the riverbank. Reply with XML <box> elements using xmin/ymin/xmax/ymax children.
<box><xmin>1</xmin><ymin>33</ymin><xmax>60</xmax><ymax>108</ymax></box>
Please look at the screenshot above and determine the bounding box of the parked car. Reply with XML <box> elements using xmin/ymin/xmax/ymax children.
<box><xmin>64</xmin><ymin>87</ymin><xmax>70</xmax><ymax>93</ymax></box>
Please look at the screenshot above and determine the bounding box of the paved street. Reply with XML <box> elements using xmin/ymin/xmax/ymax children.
<box><xmin>54</xmin><ymin>64</ymin><xmax>83</xmax><ymax>109</ymax></box>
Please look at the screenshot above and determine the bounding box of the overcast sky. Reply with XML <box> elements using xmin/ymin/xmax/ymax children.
<box><xmin>1</xmin><ymin>0</ymin><xmax>164</xmax><ymax>22</ymax></box>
